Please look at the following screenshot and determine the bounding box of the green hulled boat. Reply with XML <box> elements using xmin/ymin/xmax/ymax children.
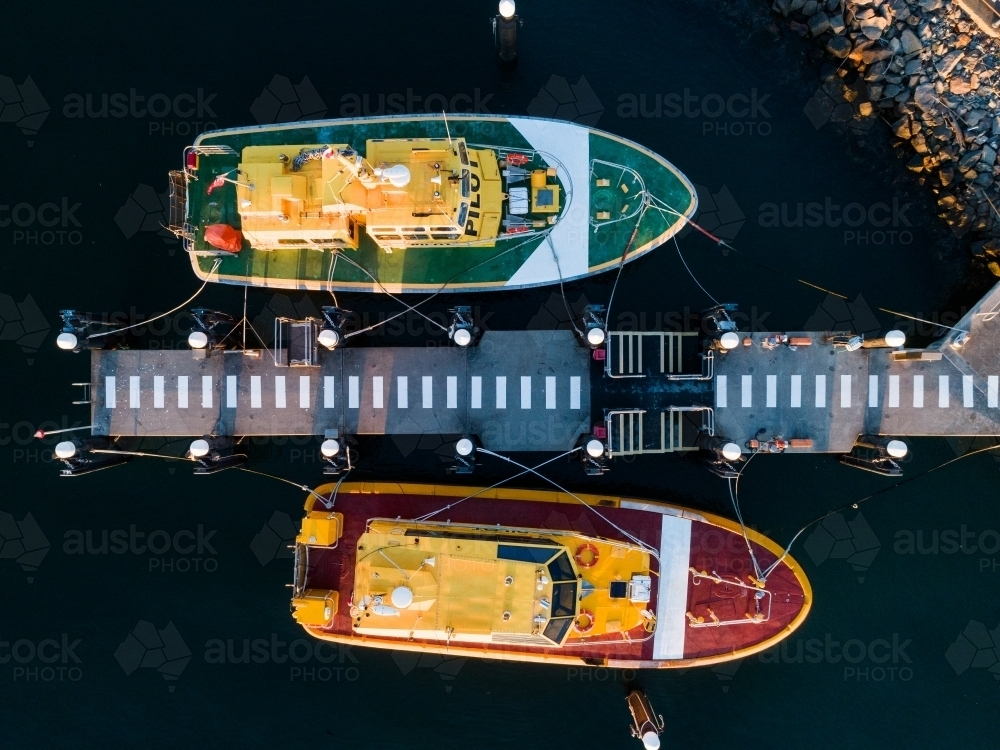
<box><xmin>169</xmin><ymin>115</ymin><xmax>696</xmax><ymax>293</ymax></box>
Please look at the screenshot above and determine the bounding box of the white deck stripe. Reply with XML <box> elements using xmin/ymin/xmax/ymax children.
<box><xmin>546</xmin><ymin>376</ymin><xmax>556</xmax><ymax>409</ymax></box>
<box><xmin>130</xmin><ymin>376</ymin><xmax>140</xmax><ymax>408</ymax></box>
<box><xmin>299</xmin><ymin>376</ymin><xmax>309</xmax><ymax>409</ymax></box>
<box><xmin>790</xmin><ymin>375</ymin><xmax>801</xmax><ymax>408</ymax></box>
<box><xmin>447</xmin><ymin>376</ymin><xmax>458</xmax><ymax>409</ymax></box>
<box><xmin>963</xmin><ymin>375</ymin><xmax>973</xmax><ymax>407</ymax></box>
<box><xmin>815</xmin><ymin>375</ymin><xmax>826</xmax><ymax>408</ymax></box>
<box><xmin>275</xmin><ymin>376</ymin><xmax>286</xmax><ymax>408</ymax></box>
<box><xmin>398</xmin><ymin>376</ymin><xmax>409</xmax><ymax>409</ymax></box>
<box><xmin>869</xmin><ymin>375</ymin><xmax>878</xmax><ymax>408</ymax></box>
<box><xmin>766</xmin><ymin>375</ymin><xmax>776</xmax><ymax>408</ymax></box>
<box><xmin>470</xmin><ymin>376</ymin><xmax>481</xmax><ymax>409</ymax></box>
<box><xmin>226</xmin><ymin>376</ymin><xmax>237</xmax><ymax>408</ymax></box>
<box><xmin>202</xmin><ymin>376</ymin><xmax>212</xmax><ymax>408</ymax></box>
<box><xmin>939</xmin><ymin>375</ymin><xmax>949</xmax><ymax>408</ymax></box>
<box><xmin>373</xmin><ymin>376</ymin><xmax>384</xmax><ymax>409</ymax></box>
<box><xmin>888</xmin><ymin>375</ymin><xmax>899</xmax><ymax>407</ymax></box>
<box><xmin>106</xmin><ymin>376</ymin><xmax>116</xmax><ymax>408</ymax></box>
<box><xmin>251</xmin><ymin>376</ymin><xmax>262</xmax><ymax>408</ymax></box>
<box><xmin>652</xmin><ymin>514</ymin><xmax>692</xmax><ymax>661</ymax></box>
<box><xmin>178</xmin><ymin>376</ymin><xmax>188</xmax><ymax>409</ymax></box>
<box><xmin>154</xmin><ymin>376</ymin><xmax>164</xmax><ymax>409</ymax></box>
<box><xmin>716</xmin><ymin>375</ymin><xmax>727</xmax><ymax>408</ymax></box>
<box><xmin>349</xmin><ymin>376</ymin><xmax>359</xmax><ymax>409</ymax></box>
<box><xmin>521</xmin><ymin>376</ymin><xmax>531</xmax><ymax>409</ymax></box>
<box><xmin>741</xmin><ymin>375</ymin><xmax>752</xmax><ymax>407</ymax></box>
<box><xmin>840</xmin><ymin>375</ymin><xmax>851</xmax><ymax>408</ymax></box>
<box><xmin>913</xmin><ymin>375</ymin><xmax>923</xmax><ymax>408</ymax></box>
<box><xmin>324</xmin><ymin>376</ymin><xmax>335</xmax><ymax>408</ymax></box>
<box><xmin>496</xmin><ymin>376</ymin><xmax>507</xmax><ymax>409</ymax></box>
<box><xmin>422</xmin><ymin>376</ymin><xmax>432</xmax><ymax>408</ymax></box>
<box><xmin>570</xmin><ymin>376</ymin><xmax>581</xmax><ymax>409</ymax></box>
<box><xmin>990</xmin><ymin>376</ymin><xmax>999</xmax><ymax>408</ymax></box>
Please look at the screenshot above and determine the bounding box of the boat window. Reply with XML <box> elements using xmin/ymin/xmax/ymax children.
<box><xmin>497</xmin><ymin>545</ymin><xmax>557</xmax><ymax>564</ymax></box>
<box><xmin>461</xmin><ymin>170</ymin><xmax>470</xmax><ymax>198</ymax></box>
<box><xmin>431</xmin><ymin>233</ymin><xmax>461</xmax><ymax>240</ymax></box>
<box><xmin>457</xmin><ymin>202</ymin><xmax>468</xmax><ymax>227</ymax></box>
<box><xmin>551</xmin><ymin>582</ymin><xmax>577</xmax><ymax>617</ymax></box>
<box><xmin>278</xmin><ymin>239</ymin><xmax>308</xmax><ymax>245</ymax></box>
<box><xmin>403</xmin><ymin>234</ymin><xmax>429</xmax><ymax>240</ymax></box>
<box><xmin>547</xmin><ymin>553</ymin><xmax>575</xmax><ymax>582</ymax></box>
<box><xmin>542</xmin><ymin>617</ymin><xmax>573</xmax><ymax>645</ymax></box>
<box><xmin>458</xmin><ymin>142</ymin><xmax>468</xmax><ymax>165</ymax></box>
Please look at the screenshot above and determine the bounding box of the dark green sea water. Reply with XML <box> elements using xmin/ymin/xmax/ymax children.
<box><xmin>2</xmin><ymin>1</ymin><xmax>998</xmax><ymax>747</ymax></box>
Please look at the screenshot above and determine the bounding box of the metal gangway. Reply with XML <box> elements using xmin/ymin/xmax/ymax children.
<box><xmin>605</xmin><ymin>406</ymin><xmax>715</xmax><ymax>457</ymax></box>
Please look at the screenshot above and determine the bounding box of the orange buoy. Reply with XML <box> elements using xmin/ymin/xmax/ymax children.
<box><xmin>573</xmin><ymin>610</ymin><xmax>595</xmax><ymax>634</ymax></box>
<box><xmin>574</xmin><ymin>542</ymin><xmax>599</xmax><ymax>568</ymax></box>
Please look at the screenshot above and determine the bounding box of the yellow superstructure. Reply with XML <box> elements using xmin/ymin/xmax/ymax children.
<box><xmin>235</xmin><ymin>137</ymin><xmax>508</xmax><ymax>251</ymax></box>
<box><xmin>349</xmin><ymin>519</ymin><xmax>653</xmax><ymax>648</ymax></box>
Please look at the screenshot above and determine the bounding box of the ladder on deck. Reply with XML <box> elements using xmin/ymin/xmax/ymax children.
<box><xmin>605</xmin><ymin>332</ymin><xmax>713</xmax><ymax>380</ymax></box>
<box><xmin>605</xmin><ymin>406</ymin><xmax>715</xmax><ymax>457</ymax></box>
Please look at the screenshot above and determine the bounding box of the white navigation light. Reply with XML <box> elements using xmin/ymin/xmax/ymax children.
<box><xmin>390</xmin><ymin>586</ymin><xmax>414</xmax><ymax>609</ymax></box>
<box><xmin>499</xmin><ymin>0</ymin><xmax>515</xmax><ymax>18</ymax></box>
<box><xmin>721</xmin><ymin>442</ymin><xmax>742</xmax><ymax>461</ymax></box>
<box><xmin>189</xmin><ymin>439</ymin><xmax>210</xmax><ymax>458</ymax></box>
<box><xmin>321</xmin><ymin>439</ymin><xmax>341</xmax><ymax>457</ymax></box>
<box><xmin>886</xmin><ymin>440</ymin><xmax>908</xmax><ymax>458</ymax></box>
<box><xmin>453</xmin><ymin>328</ymin><xmax>472</xmax><ymax>347</ymax></box>
<box><xmin>586</xmin><ymin>439</ymin><xmax>604</xmax><ymax>458</ymax></box>
<box><xmin>56</xmin><ymin>332</ymin><xmax>78</xmax><ymax>350</ymax></box>
<box><xmin>586</xmin><ymin>327</ymin><xmax>606</xmax><ymax>347</ymax></box>
<box><xmin>188</xmin><ymin>331</ymin><xmax>209</xmax><ymax>349</ymax></box>
<box><xmin>641</xmin><ymin>732</ymin><xmax>661</xmax><ymax>750</ymax></box>
<box><xmin>455</xmin><ymin>438</ymin><xmax>475</xmax><ymax>456</ymax></box>
<box><xmin>720</xmin><ymin>331</ymin><xmax>740</xmax><ymax>350</ymax></box>
<box><xmin>55</xmin><ymin>441</ymin><xmax>77</xmax><ymax>459</ymax></box>
<box><xmin>884</xmin><ymin>330</ymin><xmax>906</xmax><ymax>348</ymax></box>
<box><xmin>318</xmin><ymin>329</ymin><xmax>340</xmax><ymax>349</ymax></box>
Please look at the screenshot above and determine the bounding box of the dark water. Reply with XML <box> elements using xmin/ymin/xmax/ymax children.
<box><xmin>3</xmin><ymin>1</ymin><xmax>998</xmax><ymax>747</ymax></box>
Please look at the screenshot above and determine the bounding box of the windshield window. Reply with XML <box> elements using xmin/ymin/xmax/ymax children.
<box><xmin>497</xmin><ymin>544</ymin><xmax>557</xmax><ymax>564</ymax></box>
<box><xmin>547</xmin><ymin>552</ymin><xmax>575</xmax><ymax>582</ymax></box>
<box><xmin>457</xmin><ymin>202</ymin><xmax>468</xmax><ymax>228</ymax></box>
<box><xmin>458</xmin><ymin>142</ymin><xmax>468</xmax><ymax>165</ymax></box>
<box><xmin>542</xmin><ymin>617</ymin><xmax>573</xmax><ymax>644</ymax></box>
<box><xmin>551</xmin><ymin>582</ymin><xmax>577</xmax><ymax>617</ymax></box>
<box><xmin>461</xmin><ymin>169</ymin><xmax>470</xmax><ymax>198</ymax></box>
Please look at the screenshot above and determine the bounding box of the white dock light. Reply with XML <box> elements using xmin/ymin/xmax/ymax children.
<box><xmin>884</xmin><ymin>330</ymin><xmax>906</xmax><ymax>348</ymax></box>
<box><xmin>188</xmin><ymin>331</ymin><xmax>209</xmax><ymax>349</ymax></box>
<box><xmin>189</xmin><ymin>439</ymin><xmax>211</xmax><ymax>458</ymax></box>
<box><xmin>321</xmin><ymin>439</ymin><xmax>341</xmax><ymax>457</ymax></box>
<box><xmin>641</xmin><ymin>732</ymin><xmax>661</xmax><ymax>750</ymax></box>
<box><xmin>721</xmin><ymin>442</ymin><xmax>742</xmax><ymax>461</ymax></box>
<box><xmin>453</xmin><ymin>328</ymin><xmax>472</xmax><ymax>347</ymax></box>
<box><xmin>456</xmin><ymin>438</ymin><xmax>475</xmax><ymax>456</ymax></box>
<box><xmin>55</xmin><ymin>441</ymin><xmax>77</xmax><ymax>459</ymax></box>
<box><xmin>586</xmin><ymin>439</ymin><xmax>605</xmax><ymax>458</ymax></box>
<box><xmin>720</xmin><ymin>331</ymin><xmax>740</xmax><ymax>350</ymax></box>
<box><xmin>886</xmin><ymin>440</ymin><xmax>908</xmax><ymax>458</ymax></box>
<box><xmin>586</xmin><ymin>327</ymin><xmax>606</xmax><ymax>347</ymax></box>
<box><xmin>318</xmin><ymin>329</ymin><xmax>340</xmax><ymax>349</ymax></box>
<box><xmin>56</xmin><ymin>332</ymin><xmax>78</xmax><ymax>350</ymax></box>
<box><xmin>499</xmin><ymin>0</ymin><xmax>515</xmax><ymax>18</ymax></box>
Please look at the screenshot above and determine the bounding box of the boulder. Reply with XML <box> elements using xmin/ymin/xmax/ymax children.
<box><xmin>935</xmin><ymin>50</ymin><xmax>964</xmax><ymax>77</ymax></box>
<box><xmin>918</xmin><ymin>0</ymin><xmax>943</xmax><ymax>9</ymax></box>
<box><xmin>989</xmin><ymin>261</ymin><xmax>1000</xmax><ymax>278</ymax></box>
<box><xmin>900</xmin><ymin>29</ymin><xmax>922</xmax><ymax>54</ymax></box>
<box><xmin>883</xmin><ymin>83</ymin><xmax>903</xmax><ymax>99</ymax></box>
<box><xmin>913</xmin><ymin>83</ymin><xmax>937</xmax><ymax>111</ymax></box>
<box><xmin>891</xmin><ymin>116</ymin><xmax>913</xmax><ymax>138</ymax></box>
<box><xmin>802</xmin><ymin>0</ymin><xmax>818</xmax><ymax>16</ymax></box>
<box><xmin>939</xmin><ymin>166</ymin><xmax>955</xmax><ymax>186</ymax></box>
<box><xmin>974</xmin><ymin>173</ymin><xmax>994</xmax><ymax>187</ymax></box>
<box><xmin>772</xmin><ymin>0</ymin><xmax>793</xmax><ymax>15</ymax></box>
<box><xmin>808</xmin><ymin>12</ymin><xmax>831</xmax><ymax>36</ymax></box>
<box><xmin>829</xmin><ymin>13</ymin><xmax>846</xmax><ymax>33</ymax></box>
<box><xmin>958</xmin><ymin>149</ymin><xmax>982</xmax><ymax>170</ymax></box>
<box><xmin>861</xmin><ymin>46</ymin><xmax>892</xmax><ymax>64</ymax></box>
<box><xmin>903</xmin><ymin>59</ymin><xmax>923</xmax><ymax>75</ymax></box>
<box><xmin>950</xmin><ymin>78</ymin><xmax>973</xmax><ymax>95</ymax></box>
<box><xmin>911</xmin><ymin>133</ymin><xmax>929</xmax><ymax>153</ymax></box>
<box><xmin>826</xmin><ymin>34</ymin><xmax>853</xmax><ymax>57</ymax></box>
<box><xmin>982</xmin><ymin>146</ymin><xmax>997</xmax><ymax>168</ymax></box>
<box><xmin>861</xmin><ymin>24</ymin><xmax>883</xmax><ymax>40</ymax></box>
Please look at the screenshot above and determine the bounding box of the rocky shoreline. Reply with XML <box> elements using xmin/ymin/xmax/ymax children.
<box><xmin>769</xmin><ymin>0</ymin><xmax>1000</xmax><ymax>274</ymax></box>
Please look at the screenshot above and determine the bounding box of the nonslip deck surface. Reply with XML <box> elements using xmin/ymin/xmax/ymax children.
<box><xmin>90</xmin><ymin>330</ymin><xmax>590</xmax><ymax>451</ymax></box>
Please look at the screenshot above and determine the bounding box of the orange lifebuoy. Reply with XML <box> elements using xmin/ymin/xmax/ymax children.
<box><xmin>573</xmin><ymin>610</ymin><xmax>595</xmax><ymax>634</ymax></box>
<box><xmin>574</xmin><ymin>542</ymin><xmax>599</xmax><ymax>568</ymax></box>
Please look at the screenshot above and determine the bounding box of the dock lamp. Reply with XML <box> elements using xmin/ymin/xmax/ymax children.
<box><xmin>493</xmin><ymin>0</ymin><xmax>520</xmax><ymax>67</ymax></box>
<box><xmin>319</xmin><ymin>306</ymin><xmax>351</xmax><ymax>350</ymax></box>
<box><xmin>448</xmin><ymin>306</ymin><xmax>480</xmax><ymax>347</ymax></box>
<box><xmin>448</xmin><ymin>435</ymin><xmax>478</xmax><ymax>475</ymax></box>
<box><xmin>321</xmin><ymin>429</ymin><xmax>355</xmax><ymax>476</ymax></box>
